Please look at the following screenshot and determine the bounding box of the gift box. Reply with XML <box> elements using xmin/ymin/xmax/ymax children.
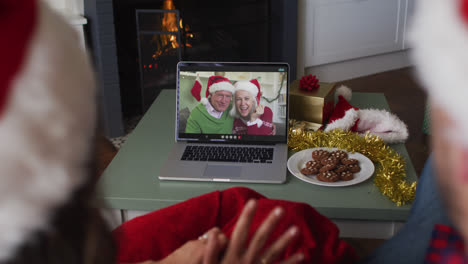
<box><xmin>289</xmin><ymin>80</ymin><xmax>336</xmax><ymax>124</ymax></box>
<box><xmin>289</xmin><ymin>120</ymin><xmax>323</xmax><ymax>132</ymax></box>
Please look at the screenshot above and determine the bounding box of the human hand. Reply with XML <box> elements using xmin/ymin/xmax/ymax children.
<box><xmin>271</xmin><ymin>124</ymin><xmax>276</xmax><ymax>135</ymax></box>
<box><xmin>152</xmin><ymin>228</ymin><xmax>227</xmax><ymax>264</ymax></box>
<box><xmin>203</xmin><ymin>200</ymin><xmax>304</xmax><ymax>264</ymax></box>
<box><xmin>250</xmin><ymin>105</ymin><xmax>265</xmax><ymax>122</ymax></box>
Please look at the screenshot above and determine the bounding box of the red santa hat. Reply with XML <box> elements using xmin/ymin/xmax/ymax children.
<box><xmin>195</xmin><ymin>75</ymin><xmax>234</xmax><ymax>105</ymax></box>
<box><xmin>324</xmin><ymin>86</ymin><xmax>409</xmax><ymax>144</ymax></box>
<box><xmin>325</xmin><ymin>86</ymin><xmax>360</xmax><ymax>132</ymax></box>
<box><xmin>0</xmin><ymin>0</ymin><xmax>96</xmax><ymax>260</ymax></box>
<box><xmin>233</xmin><ymin>79</ymin><xmax>262</xmax><ymax>103</ymax></box>
<box><xmin>408</xmin><ymin>0</ymin><xmax>468</xmax><ymax>144</ymax></box>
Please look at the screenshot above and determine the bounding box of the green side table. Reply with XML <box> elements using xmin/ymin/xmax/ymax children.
<box><xmin>98</xmin><ymin>90</ymin><xmax>418</xmax><ymax>239</ymax></box>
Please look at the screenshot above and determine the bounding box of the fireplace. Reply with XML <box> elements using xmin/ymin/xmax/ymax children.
<box><xmin>85</xmin><ymin>0</ymin><xmax>297</xmax><ymax>137</ymax></box>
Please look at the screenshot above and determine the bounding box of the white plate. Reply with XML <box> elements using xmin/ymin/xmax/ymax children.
<box><xmin>287</xmin><ymin>147</ymin><xmax>375</xmax><ymax>187</ymax></box>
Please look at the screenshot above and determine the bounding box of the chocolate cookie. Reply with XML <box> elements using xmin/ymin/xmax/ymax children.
<box><xmin>305</xmin><ymin>160</ymin><xmax>322</xmax><ymax>170</ymax></box>
<box><xmin>341</xmin><ymin>158</ymin><xmax>359</xmax><ymax>165</ymax></box>
<box><xmin>301</xmin><ymin>167</ymin><xmax>319</xmax><ymax>175</ymax></box>
<box><xmin>312</xmin><ymin>150</ymin><xmax>330</xmax><ymax>161</ymax></box>
<box><xmin>317</xmin><ymin>171</ymin><xmax>339</xmax><ymax>182</ymax></box>
<box><xmin>320</xmin><ymin>156</ymin><xmax>338</xmax><ymax>167</ymax></box>
<box><xmin>338</xmin><ymin>171</ymin><xmax>354</xmax><ymax>181</ymax></box>
<box><xmin>334</xmin><ymin>164</ymin><xmax>348</xmax><ymax>173</ymax></box>
<box><xmin>319</xmin><ymin>163</ymin><xmax>336</xmax><ymax>173</ymax></box>
<box><xmin>348</xmin><ymin>164</ymin><xmax>361</xmax><ymax>173</ymax></box>
<box><xmin>330</xmin><ymin>150</ymin><xmax>348</xmax><ymax>160</ymax></box>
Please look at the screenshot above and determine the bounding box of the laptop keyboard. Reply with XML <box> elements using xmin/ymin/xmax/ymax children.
<box><xmin>181</xmin><ymin>145</ymin><xmax>274</xmax><ymax>163</ymax></box>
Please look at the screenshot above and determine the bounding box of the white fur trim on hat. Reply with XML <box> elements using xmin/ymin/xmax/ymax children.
<box><xmin>208</xmin><ymin>81</ymin><xmax>235</xmax><ymax>95</ymax></box>
<box><xmin>324</xmin><ymin>108</ymin><xmax>359</xmax><ymax>132</ymax></box>
<box><xmin>234</xmin><ymin>81</ymin><xmax>259</xmax><ymax>98</ymax></box>
<box><xmin>409</xmin><ymin>0</ymin><xmax>468</xmax><ymax>144</ymax></box>
<box><xmin>0</xmin><ymin>3</ymin><xmax>96</xmax><ymax>261</ymax></box>
<box><xmin>325</xmin><ymin>108</ymin><xmax>408</xmax><ymax>143</ymax></box>
<box><xmin>356</xmin><ymin>109</ymin><xmax>409</xmax><ymax>144</ymax></box>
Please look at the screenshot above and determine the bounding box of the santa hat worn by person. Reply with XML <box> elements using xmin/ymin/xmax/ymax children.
<box><xmin>324</xmin><ymin>86</ymin><xmax>409</xmax><ymax>144</ymax></box>
<box><xmin>234</xmin><ymin>79</ymin><xmax>262</xmax><ymax>103</ymax></box>
<box><xmin>191</xmin><ymin>75</ymin><xmax>234</xmax><ymax>105</ymax></box>
<box><xmin>0</xmin><ymin>0</ymin><xmax>96</xmax><ymax>261</ymax></box>
<box><xmin>409</xmin><ymin>0</ymin><xmax>468</xmax><ymax>145</ymax></box>
<box><xmin>229</xmin><ymin>79</ymin><xmax>262</xmax><ymax>118</ymax></box>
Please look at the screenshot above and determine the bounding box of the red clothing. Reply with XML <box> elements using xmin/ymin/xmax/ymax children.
<box><xmin>425</xmin><ymin>224</ymin><xmax>467</xmax><ymax>263</ymax></box>
<box><xmin>233</xmin><ymin>106</ymin><xmax>274</xmax><ymax>135</ymax></box>
<box><xmin>113</xmin><ymin>187</ymin><xmax>357</xmax><ymax>264</ymax></box>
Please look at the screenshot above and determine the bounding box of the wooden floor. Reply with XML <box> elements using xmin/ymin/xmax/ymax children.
<box><xmin>96</xmin><ymin>67</ymin><xmax>430</xmax><ymax>259</ymax></box>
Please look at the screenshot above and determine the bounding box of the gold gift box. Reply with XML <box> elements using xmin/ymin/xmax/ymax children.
<box><xmin>290</xmin><ymin>120</ymin><xmax>323</xmax><ymax>132</ymax></box>
<box><xmin>289</xmin><ymin>80</ymin><xmax>336</xmax><ymax>124</ymax></box>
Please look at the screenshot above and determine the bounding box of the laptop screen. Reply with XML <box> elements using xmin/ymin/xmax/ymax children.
<box><xmin>176</xmin><ymin>62</ymin><xmax>289</xmax><ymax>144</ymax></box>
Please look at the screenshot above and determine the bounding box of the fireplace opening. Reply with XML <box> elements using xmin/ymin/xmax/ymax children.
<box><xmin>85</xmin><ymin>0</ymin><xmax>296</xmax><ymax>137</ymax></box>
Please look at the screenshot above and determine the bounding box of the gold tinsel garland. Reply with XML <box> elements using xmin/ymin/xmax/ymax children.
<box><xmin>288</xmin><ymin>127</ymin><xmax>417</xmax><ymax>206</ymax></box>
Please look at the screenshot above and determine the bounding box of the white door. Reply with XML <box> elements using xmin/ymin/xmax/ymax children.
<box><xmin>303</xmin><ymin>0</ymin><xmax>408</xmax><ymax>67</ymax></box>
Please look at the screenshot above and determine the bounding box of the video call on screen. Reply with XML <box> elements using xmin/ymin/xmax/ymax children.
<box><xmin>177</xmin><ymin>63</ymin><xmax>288</xmax><ymax>143</ymax></box>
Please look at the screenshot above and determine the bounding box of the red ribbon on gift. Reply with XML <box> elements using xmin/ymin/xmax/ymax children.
<box><xmin>299</xmin><ymin>74</ymin><xmax>320</xmax><ymax>91</ymax></box>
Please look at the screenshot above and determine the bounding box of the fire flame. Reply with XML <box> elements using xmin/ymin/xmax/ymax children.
<box><xmin>150</xmin><ymin>0</ymin><xmax>193</xmax><ymax>62</ymax></box>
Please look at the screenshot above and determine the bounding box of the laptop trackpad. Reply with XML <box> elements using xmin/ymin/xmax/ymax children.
<box><xmin>204</xmin><ymin>165</ymin><xmax>241</xmax><ymax>178</ymax></box>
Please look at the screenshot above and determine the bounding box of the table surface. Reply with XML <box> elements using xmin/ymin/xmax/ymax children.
<box><xmin>98</xmin><ymin>90</ymin><xmax>418</xmax><ymax>221</ymax></box>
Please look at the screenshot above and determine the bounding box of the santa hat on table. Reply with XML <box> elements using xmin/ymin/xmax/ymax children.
<box><xmin>191</xmin><ymin>75</ymin><xmax>234</xmax><ymax>105</ymax></box>
<box><xmin>408</xmin><ymin>0</ymin><xmax>468</xmax><ymax>145</ymax></box>
<box><xmin>0</xmin><ymin>0</ymin><xmax>96</xmax><ymax>261</ymax></box>
<box><xmin>324</xmin><ymin>86</ymin><xmax>409</xmax><ymax>144</ymax></box>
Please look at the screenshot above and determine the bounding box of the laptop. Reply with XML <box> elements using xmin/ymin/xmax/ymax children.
<box><xmin>159</xmin><ymin>62</ymin><xmax>289</xmax><ymax>183</ymax></box>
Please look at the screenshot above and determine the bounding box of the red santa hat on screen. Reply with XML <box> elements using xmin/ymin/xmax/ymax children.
<box><xmin>229</xmin><ymin>79</ymin><xmax>262</xmax><ymax>118</ymax></box>
<box><xmin>193</xmin><ymin>75</ymin><xmax>234</xmax><ymax>105</ymax></box>
<box><xmin>409</xmin><ymin>0</ymin><xmax>468</xmax><ymax>144</ymax></box>
<box><xmin>233</xmin><ymin>79</ymin><xmax>262</xmax><ymax>103</ymax></box>
<box><xmin>324</xmin><ymin>86</ymin><xmax>409</xmax><ymax>144</ymax></box>
<box><xmin>0</xmin><ymin>0</ymin><xmax>96</xmax><ymax>260</ymax></box>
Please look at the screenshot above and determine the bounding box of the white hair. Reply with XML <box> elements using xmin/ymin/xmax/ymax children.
<box><xmin>230</xmin><ymin>90</ymin><xmax>257</xmax><ymax>118</ymax></box>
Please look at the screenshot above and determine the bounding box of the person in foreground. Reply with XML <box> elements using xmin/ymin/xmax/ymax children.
<box><xmin>114</xmin><ymin>186</ymin><xmax>357</xmax><ymax>263</ymax></box>
<box><xmin>230</xmin><ymin>79</ymin><xmax>275</xmax><ymax>135</ymax></box>
<box><xmin>361</xmin><ymin>0</ymin><xmax>468</xmax><ymax>262</ymax></box>
<box><xmin>0</xmin><ymin>0</ymin><xmax>356</xmax><ymax>263</ymax></box>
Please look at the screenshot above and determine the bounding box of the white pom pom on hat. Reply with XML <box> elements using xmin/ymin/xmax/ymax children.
<box><xmin>335</xmin><ymin>85</ymin><xmax>352</xmax><ymax>101</ymax></box>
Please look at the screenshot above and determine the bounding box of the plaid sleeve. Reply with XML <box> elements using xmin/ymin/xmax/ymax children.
<box><xmin>424</xmin><ymin>224</ymin><xmax>467</xmax><ymax>263</ymax></box>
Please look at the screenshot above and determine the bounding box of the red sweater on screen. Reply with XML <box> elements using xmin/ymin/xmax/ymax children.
<box><xmin>233</xmin><ymin>106</ymin><xmax>274</xmax><ymax>135</ymax></box>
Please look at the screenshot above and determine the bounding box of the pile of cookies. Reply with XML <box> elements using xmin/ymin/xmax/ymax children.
<box><xmin>300</xmin><ymin>149</ymin><xmax>361</xmax><ymax>182</ymax></box>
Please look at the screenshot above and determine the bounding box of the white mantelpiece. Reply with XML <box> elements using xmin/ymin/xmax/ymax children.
<box><xmin>43</xmin><ymin>0</ymin><xmax>84</xmax><ymax>16</ymax></box>
<box><xmin>42</xmin><ymin>0</ymin><xmax>87</xmax><ymax>48</ymax></box>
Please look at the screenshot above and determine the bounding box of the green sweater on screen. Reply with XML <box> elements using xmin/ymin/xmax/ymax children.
<box><xmin>185</xmin><ymin>103</ymin><xmax>233</xmax><ymax>134</ymax></box>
